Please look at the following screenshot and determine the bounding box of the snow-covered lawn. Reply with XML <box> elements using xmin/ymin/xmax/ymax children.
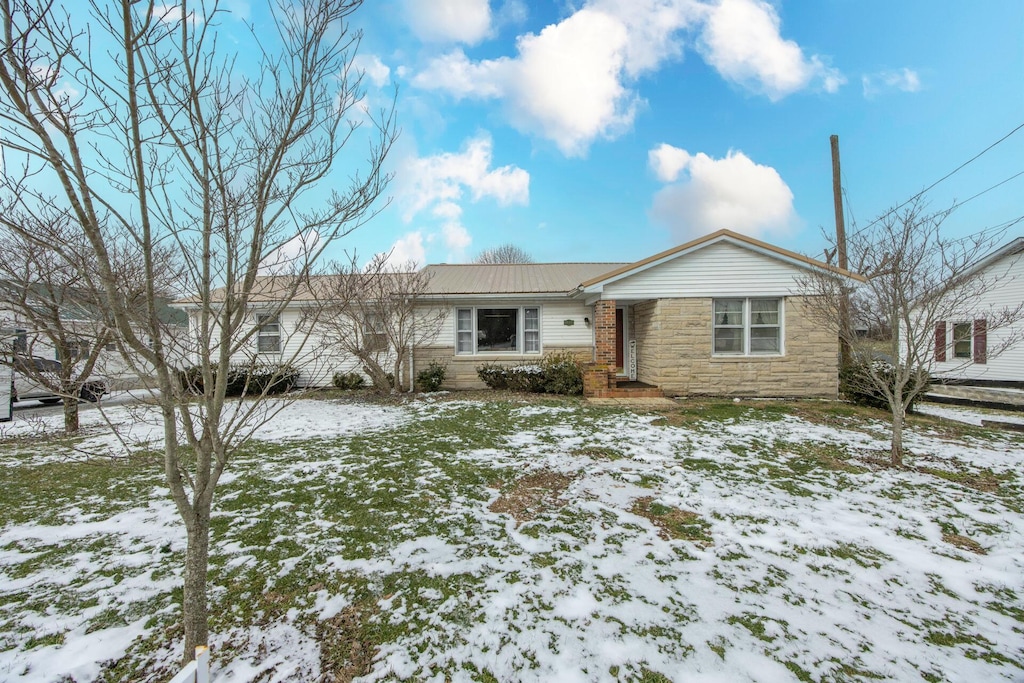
<box><xmin>0</xmin><ymin>396</ymin><xmax>1022</xmax><ymax>682</ymax></box>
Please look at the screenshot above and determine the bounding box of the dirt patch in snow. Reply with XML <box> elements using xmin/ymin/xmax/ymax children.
<box><xmin>942</xmin><ymin>533</ymin><xmax>987</xmax><ymax>555</ymax></box>
<box><xmin>489</xmin><ymin>470</ymin><xmax>574</xmax><ymax>525</ymax></box>
<box><xmin>632</xmin><ymin>497</ymin><xmax>713</xmax><ymax>546</ymax></box>
<box><xmin>316</xmin><ymin>600</ymin><xmax>379</xmax><ymax>682</ymax></box>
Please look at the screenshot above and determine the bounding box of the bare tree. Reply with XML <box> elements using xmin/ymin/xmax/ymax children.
<box><xmin>0</xmin><ymin>0</ymin><xmax>395</xmax><ymax>663</ymax></box>
<box><xmin>474</xmin><ymin>243</ymin><xmax>534</xmax><ymax>264</ymax></box>
<box><xmin>0</xmin><ymin>217</ymin><xmax>110</xmax><ymax>433</ymax></box>
<box><xmin>312</xmin><ymin>252</ymin><xmax>447</xmax><ymax>391</ymax></box>
<box><xmin>801</xmin><ymin>199</ymin><xmax>1024</xmax><ymax>466</ymax></box>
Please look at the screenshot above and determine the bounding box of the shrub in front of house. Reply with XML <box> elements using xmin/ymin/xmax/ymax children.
<box><xmin>840</xmin><ymin>359</ymin><xmax>930</xmax><ymax>413</ymax></box>
<box><xmin>241</xmin><ymin>363</ymin><xmax>299</xmax><ymax>395</ymax></box>
<box><xmin>332</xmin><ymin>371</ymin><xmax>366</xmax><ymax>390</ymax></box>
<box><xmin>540</xmin><ymin>350</ymin><xmax>584</xmax><ymax>395</ymax></box>
<box><xmin>177</xmin><ymin>362</ymin><xmax>298</xmax><ymax>396</ymax></box>
<box><xmin>476</xmin><ymin>352</ymin><xmax>584</xmax><ymax>396</ymax></box>
<box><xmin>476</xmin><ymin>362</ymin><xmax>510</xmax><ymax>390</ymax></box>
<box><xmin>504</xmin><ymin>364</ymin><xmax>546</xmax><ymax>393</ymax></box>
<box><xmin>416</xmin><ymin>361</ymin><xmax>447</xmax><ymax>392</ymax></box>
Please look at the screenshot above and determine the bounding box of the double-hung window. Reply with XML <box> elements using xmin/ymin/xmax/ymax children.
<box><xmin>363</xmin><ymin>312</ymin><xmax>387</xmax><ymax>352</ymax></box>
<box><xmin>13</xmin><ymin>329</ymin><xmax>27</xmax><ymax>354</ymax></box>
<box><xmin>952</xmin><ymin>322</ymin><xmax>972</xmax><ymax>359</ymax></box>
<box><xmin>256</xmin><ymin>314</ymin><xmax>282</xmax><ymax>353</ymax></box>
<box><xmin>713</xmin><ymin>298</ymin><xmax>781</xmax><ymax>355</ymax></box>
<box><xmin>455</xmin><ymin>307</ymin><xmax>541</xmax><ymax>355</ymax></box>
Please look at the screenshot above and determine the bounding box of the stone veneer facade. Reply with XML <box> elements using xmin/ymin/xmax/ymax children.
<box><xmin>413</xmin><ymin>345</ymin><xmax>594</xmax><ymax>390</ymax></box>
<box><xmin>632</xmin><ymin>296</ymin><xmax>839</xmax><ymax>398</ymax></box>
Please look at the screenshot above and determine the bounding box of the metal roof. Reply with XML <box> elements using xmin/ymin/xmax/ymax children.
<box><xmin>421</xmin><ymin>263</ymin><xmax>629</xmax><ymax>296</ymax></box>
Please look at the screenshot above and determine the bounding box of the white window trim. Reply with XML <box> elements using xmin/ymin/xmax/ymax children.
<box><xmin>256</xmin><ymin>313</ymin><xmax>282</xmax><ymax>354</ymax></box>
<box><xmin>454</xmin><ymin>306</ymin><xmax>543</xmax><ymax>355</ymax></box>
<box><xmin>951</xmin><ymin>321</ymin><xmax>973</xmax><ymax>360</ymax></box>
<box><xmin>712</xmin><ymin>297</ymin><xmax>784</xmax><ymax>357</ymax></box>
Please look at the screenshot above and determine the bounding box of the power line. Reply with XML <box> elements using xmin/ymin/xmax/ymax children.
<box><xmin>949</xmin><ymin>169</ymin><xmax>1024</xmax><ymax>211</ymax></box>
<box><xmin>848</xmin><ymin>120</ymin><xmax>1024</xmax><ymax>237</ymax></box>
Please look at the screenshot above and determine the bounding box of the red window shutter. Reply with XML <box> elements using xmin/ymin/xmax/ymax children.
<box><xmin>934</xmin><ymin>322</ymin><xmax>946</xmax><ymax>362</ymax></box>
<box><xmin>973</xmin><ymin>319</ymin><xmax>987</xmax><ymax>364</ymax></box>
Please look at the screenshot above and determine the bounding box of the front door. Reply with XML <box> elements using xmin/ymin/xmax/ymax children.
<box><xmin>615</xmin><ymin>308</ymin><xmax>624</xmax><ymax>372</ymax></box>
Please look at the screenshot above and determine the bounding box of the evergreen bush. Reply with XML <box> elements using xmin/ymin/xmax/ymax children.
<box><xmin>416</xmin><ymin>361</ymin><xmax>447</xmax><ymax>392</ymax></box>
<box><xmin>840</xmin><ymin>359</ymin><xmax>930</xmax><ymax>413</ymax></box>
<box><xmin>332</xmin><ymin>371</ymin><xmax>366</xmax><ymax>390</ymax></box>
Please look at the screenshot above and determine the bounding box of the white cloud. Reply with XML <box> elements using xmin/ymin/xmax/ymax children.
<box><xmin>413</xmin><ymin>9</ymin><xmax>641</xmax><ymax>157</ymax></box>
<box><xmin>395</xmin><ymin>134</ymin><xmax>528</xmax><ymax>262</ymax></box>
<box><xmin>590</xmin><ymin>0</ymin><xmax>701</xmax><ymax>76</ymax></box>
<box><xmin>404</xmin><ymin>0</ymin><xmax>492</xmax><ymax>45</ymax></box>
<box><xmin>649</xmin><ymin>146</ymin><xmax>796</xmax><ymax>241</ymax></box>
<box><xmin>862</xmin><ymin>67</ymin><xmax>921</xmax><ymax>98</ymax></box>
<box><xmin>400</xmin><ymin>134</ymin><xmax>529</xmax><ymax>220</ymax></box>
<box><xmin>696</xmin><ymin>0</ymin><xmax>844</xmax><ymax>100</ymax></box>
<box><xmin>152</xmin><ymin>4</ymin><xmax>202</xmax><ymax>26</ymax></box>
<box><xmin>412</xmin><ymin>0</ymin><xmax>836</xmax><ymax>156</ymax></box>
<box><xmin>389</xmin><ymin>232</ymin><xmax>427</xmax><ymax>268</ymax></box>
<box><xmin>410</xmin><ymin>50</ymin><xmax>506</xmax><ymax>100</ymax></box>
<box><xmin>353</xmin><ymin>54</ymin><xmax>391</xmax><ymax>88</ymax></box>
<box><xmin>259</xmin><ymin>231</ymin><xmax>320</xmax><ymax>275</ymax></box>
<box><xmin>648</xmin><ymin>143</ymin><xmax>692</xmax><ymax>182</ymax></box>
<box><xmin>442</xmin><ymin>222</ymin><xmax>473</xmax><ymax>253</ymax></box>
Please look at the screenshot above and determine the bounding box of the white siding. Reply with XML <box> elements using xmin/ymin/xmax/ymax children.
<box><xmin>931</xmin><ymin>251</ymin><xmax>1024</xmax><ymax>383</ymax></box>
<box><xmin>188</xmin><ymin>307</ymin><xmax>375</xmax><ymax>388</ymax></box>
<box><xmin>601</xmin><ymin>242</ymin><xmax>808</xmax><ymax>299</ymax></box>
<box><xmin>541</xmin><ymin>301</ymin><xmax>594</xmax><ymax>347</ymax></box>
<box><xmin>424</xmin><ymin>299</ymin><xmax>593</xmax><ymax>353</ymax></box>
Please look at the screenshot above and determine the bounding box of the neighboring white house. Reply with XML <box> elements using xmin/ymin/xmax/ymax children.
<box><xmin>176</xmin><ymin>230</ymin><xmax>863</xmax><ymax>397</ymax></box>
<box><xmin>0</xmin><ymin>282</ymin><xmax>190</xmax><ymax>391</ymax></box>
<box><xmin>929</xmin><ymin>236</ymin><xmax>1024</xmax><ymax>386</ymax></box>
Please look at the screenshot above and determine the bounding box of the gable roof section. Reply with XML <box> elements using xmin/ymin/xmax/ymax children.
<box><xmin>962</xmin><ymin>236</ymin><xmax>1024</xmax><ymax>279</ymax></box>
<box><xmin>422</xmin><ymin>263</ymin><xmax>629</xmax><ymax>296</ymax></box>
<box><xmin>579</xmin><ymin>229</ymin><xmax>865</xmax><ymax>292</ymax></box>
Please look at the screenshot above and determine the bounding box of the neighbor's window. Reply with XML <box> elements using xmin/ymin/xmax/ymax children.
<box><xmin>256</xmin><ymin>314</ymin><xmax>282</xmax><ymax>353</ymax></box>
<box><xmin>13</xmin><ymin>329</ymin><xmax>27</xmax><ymax>354</ymax></box>
<box><xmin>713</xmin><ymin>298</ymin><xmax>781</xmax><ymax>355</ymax></box>
<box><xmin>363</xmin><ymin>312</ymin><xmax>387</xmax><ymax>352</ymax></box>
<box><xmin>456</xmin><ymin>307</ymin><xmax>541</xmax><ymax>354</ymax></box>
<box><xmin>953</xmin><ymin>322</ymin><xmax>972</xmax><ymax>359</ymax></box>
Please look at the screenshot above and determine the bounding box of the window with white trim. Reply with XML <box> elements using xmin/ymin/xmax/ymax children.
<box><xmin>952</xmin><ymin>322</ymin><xmax>972</xmax><ymax>359</ymax></box>
<box><xmin>13</xmin><ymin>329</ymin><xmax>27</xmax><ymax>354</ymax></box>
<box><xmin>363</xmin><ymin>312</ymin><xmax>387</xmax><ymax>352</ymax></box>
<box><xmin>713</xmin><ymin>298</ymin><xmax>781</xmax><ymax>355</ymax></box>
<box><xmin>256</xmin><ymin>314</ymin><xmax>282</xmax><ymax>353</ymax></box>
<box><xmin>455</xmin><ymin>307</ymin><xmax>541</xmax><ymax>355</ymax></box>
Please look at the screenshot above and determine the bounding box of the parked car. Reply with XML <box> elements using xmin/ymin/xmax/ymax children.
<box><xmin>12</xmin><ymin>356</ymin><xmax>108</xmax><ymax>404</ymax></box>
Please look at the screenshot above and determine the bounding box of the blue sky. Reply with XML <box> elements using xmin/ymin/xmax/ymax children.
<box><xmin>323</xmin><ymin>1</ymin><xmax>1023</xmax><ymax>266</ymax></box>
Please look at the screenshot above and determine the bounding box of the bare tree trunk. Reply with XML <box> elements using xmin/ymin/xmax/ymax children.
<box><xmin>182</xmin><ymin>508</ymin><xmax>210</xmax><ymax>662</ymax></box>
<box><xmin>890</xmin><ymin>403</ymin><xmax>905</xmax><ymax>467</ymax></box>
<box><xmin>62</xmin><ymin>396</ymin><xmax>79</xmax><ymax>434</ymax></box>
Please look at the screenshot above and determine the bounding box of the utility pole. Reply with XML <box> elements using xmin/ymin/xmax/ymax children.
<box><xmin>830</xmin><ymin>134</ymin><xmax>847</xmax><ymax>270</ymax></box>
<box><xmin>831</xmin><ymin>134</ymin><xmax>852</xmax><ymax>368</ymax></box>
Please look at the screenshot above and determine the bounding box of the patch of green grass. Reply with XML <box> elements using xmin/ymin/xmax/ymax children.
<box><xmin>725</xmin><ymin>612</ymin><xmax>790</xmax><ymax>643</ymax></box>
<box><xmin>706</xmin><ymin>636</ymin><xmax>728</xmax><ymax>660</ymax></box>
<box><xmin>570</xmin><ymin>446</ymin><xmax>623</xmax><ymax>460</ymax></box>
<box><xmin>22</xmin><ymin>631</ymin><xmax>65</xmax><ymax>649</ymax></box>
<box><xmin>811</xmin><ymin>542</ymin><xmax>892</xmax><ymax>569</ymax></box>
